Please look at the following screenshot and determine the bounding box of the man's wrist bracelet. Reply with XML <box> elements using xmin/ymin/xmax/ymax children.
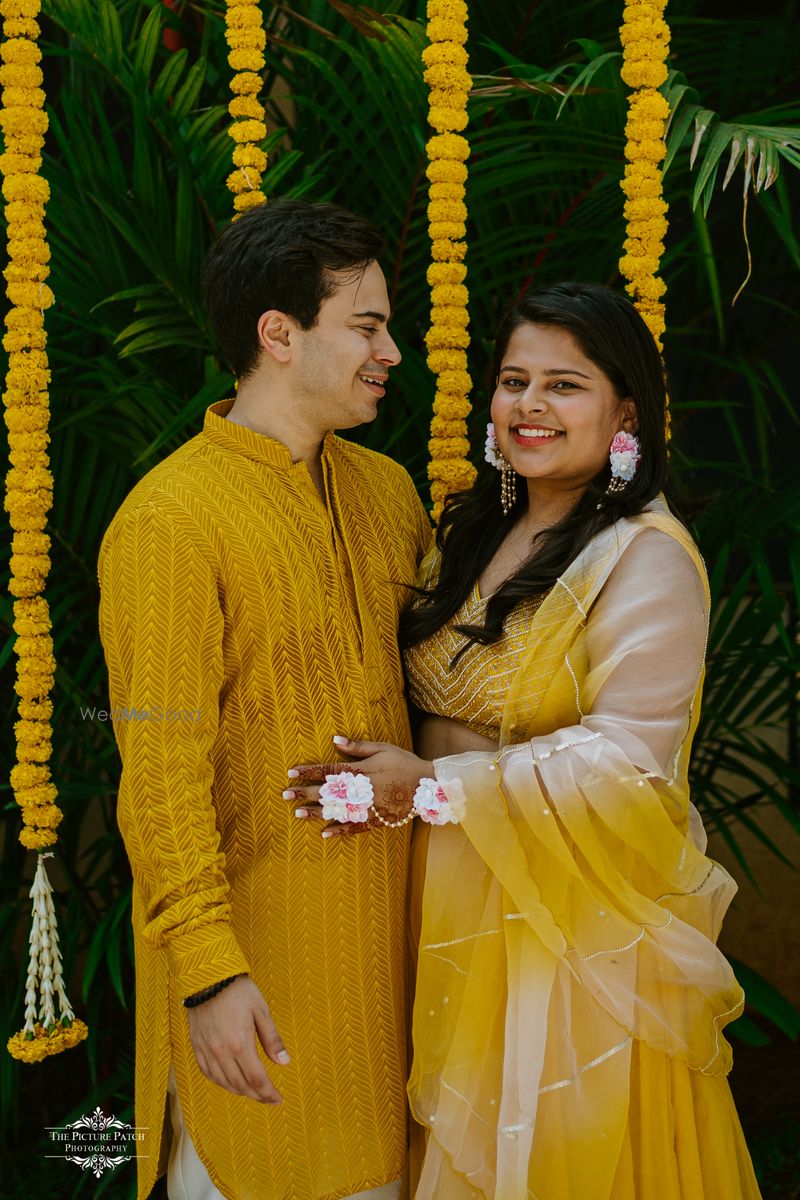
<box><xmin>183</xmin><ymin>974</ymin><xmax>242</xmax><ymax>1009</ymax></box>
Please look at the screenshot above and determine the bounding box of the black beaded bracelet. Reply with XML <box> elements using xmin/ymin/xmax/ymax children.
<box><xmin>183</xmin><ymin>974</ymin><xmax>242</xmax><ymax>1009</ymax></box>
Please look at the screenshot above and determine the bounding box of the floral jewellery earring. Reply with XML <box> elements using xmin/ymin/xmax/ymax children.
<box><xmin>605</xmin><ymin>430</ymin><xmax>641</xmax><ymax>497</ymax></box>
<box><xmin>485</xmin><ymin>422</ymin><xmax>517</xmax><ymax>516</ymax></box>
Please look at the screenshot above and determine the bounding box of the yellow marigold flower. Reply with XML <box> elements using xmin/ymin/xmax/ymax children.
<box><xmin>624</xmin><ymin>117</ymin><xmax>666</xmax><ymax>143</ymax></box>
<box><xmin>6</xmin><ymin>462</ymin><xmax>52</xmax><ymax>491</ymax></box>
<box><xmin>427</xmin><ymin>104</ymin><xmax>469</xmax><ymax>133</ymax></box>
<box><xmin>228</xmin><ymin>94</ymin><xmax>265</xmax><ymax>121</ymax></box>
<box><xmin>422</xmin><ymin>39</ymin><xmax>468</xmax><ymax>65</ymax></box>
<box><xmin>427</xmin><ymin>434</ymin><xmax>471</xmax><ymax>458</ymax></box>
<box><xmin>17</xmin><ymin>781</ymin><xmax>58</xmax><ymax>808</ymax></box>
<box><xmin>5</xmin><ymin>261</ymin><xmax>49</xmax><ymax>285</ymax></box>
<box><xmin>225</xmin><ymin>27</ymin><xmax>266</xmax><ymax>52</ymax></box>
<box><xmin>621</xmin><ymin>60</ymin><xmax>668</xmax><ymax>89</ymax></box>
<box><xmin>228</xmin><ymin>48</ymin><xmax>265</xmax><ymax>72</ymax></box>
<box><xmin>430</xmin><ymin>415</ymin><xmax>469</xmax><ymax>438</ymax></box>
<box><xmin>1</xmin><ymin>0</ymin><xmax>41</xmax><ymax>16</ymax></box>
<box><xmin>1</xmin><ymin>37</ymin><xmax>41</xmax><ymax>63</ymax></box>
<box><xmin>426</xmin><ymin>159</ymin><xmax>468</xmax><ymax>185</ymax></box>
<box><xmin>4</xmin><ymin>404</ymin><xmax>50</xmax><ymax>431</ymax></box>
<box><xmin>2</xmin><ymin>173</ymin><xmax>48</xmax><ymax>205</ymax></box>
<box><xmin>232</xmin><ymin>144</ymin><xmax>268</xmax><ymax>171</ymax></box>
<box><xmin>430</xmin><ymin>304</ymin><xmax>470</xmax><ymax>328</ymax></box>
<box><xmin>17</xmin><ymin>698</ymin><xmax>52</xmax><ymax>720</ymax></box>
<box><xmin>13</xmin><ymin>632</ymin><xmax>52</xmax><ymax>658</ymax></box>
<box><xmin>426</xmin><ymin>17</ymin><xmax>468</xmax><ymax>45</ymax></box>
<box><xmin>429</xmin><ymin>221</ymin><xmax>467</xmax><ymax>242</ymax></box>
<box><xmin>6</xmin><ymin>280</ymin><xmax>53</xmax><ymax>308</ymax></box>
<box><xmin>428</xmin><ymin>181</ymin><xmax>466</xmax><ymax>203</ymax></box>
<box><xmin>6</xmin><ymin>235</ymin><xmax>49</xmax><ymax>261</ymax></box>
<box><xmin>426</xmin><ymin>325</ymin><xmax>470</xmax><ymax>350</ymax></box>
<box><xmin>428</xmin><ymin>0</ymin><xmax>468</xmax><ymax>16</ymax></box>
<box><xmin>427</xmin><ymin>348</ymin><xmax>468</xmax><ymax>374</ymax></box>
<box><xmin>8</xmin><ymin>1019</ymin><xmax>88</xmax><ymax>1062</ymax></box>
<box><xmin>10</xmin><ymin>761</ymin><xmax>49</xmax><ymax>789</ymax></box>
<box><xmin>2</xmin><ymin>17</ymin><xmax>41</xmax><ymax>38</ymax></box>
<box><xmin>428</xmin><ymin>199</ymin><xmax>467</xmax><ymax>224</ymax></box>
<box><xmin>430</xmin><ymin>282</ymin><xmax>469</xmax><ymax>307</ymax></box>
<box><xmin>427</xmin><ymin>132</ymin><xmax>469</xmax><ymax>161</ymax></box>
<box><xmin>625</xmin><ymin>137</ymin><xmax>666</xmax><ymax>164</ymax></box>
<box><xmin>0</xmin><ymin>60</ymin><xmax>42</xmax><ymax>87</ymax></box>
<box><xmin>424</xmin><ymin>63</ymin><xmax>471</xmax><ymax>91</ymax></box>
<box><xmin>427</xmin><ymin>261</ymin><xmax>467</xmax><ymax>286</ymax></box>
<box><xmin>430</xmin><ymin>239</ymin><xmax>467</xmax><ymax>263</ymax></box>
<box><xmin>18</xmin><ymin>825</ymin><xmax>57</xmax><ymax>851</ymax></box>
<box><xmin>2</xmin><ymin>84</ymin><xmax>45</xmax><ymax>108</ymax></box>
<box><xmin>628</xmin><ymin>91</ymin><xmax>669</xmax><ymax>121</ymax></box>
<box><xmin>230</xmin><ymin>70</ymin><xmax>263</xmax><ymax>95</ymax></box>
<box><xmin>19</xmin><ymin>798</ymin><xmax>60</xmax><ymax>824</ymax></box>
<box><xmin>225</xmin><ymin>3</ymin><xmax>263</xmax><ymax>27</ymax></box>
<box><xmin>0</xmin><ymin>106</ymin><xmax>48</xmax><ymax>136</ymax></box>
<box><xmin>428</xmin><ymin>458</ymin><xmax>476</xmax><ymax>485</ymax></box>
<box><xmin>226</xmin><ymin>167</ymin><xmax>261</xmax><ymax>195</ymax></box>
<box><xmin>233</xmin><ymin>190</ymin><xmax>266</xmax><ymax>213</ymax></box>
<box><xmin>228</xmin><ymin>118</ymin><xmax>266</xmax><ymax>143</ymax></box>
<box><xmin>435</xmin><ymin>368</ymin><xmax>471</xmax><ymax>393</ymax></box>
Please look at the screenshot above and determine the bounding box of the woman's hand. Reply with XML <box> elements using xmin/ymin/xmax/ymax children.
<box><xmin>287</xmin><ymin>736</ymin><xmax>434</xmax><ymax>838</ymax></box>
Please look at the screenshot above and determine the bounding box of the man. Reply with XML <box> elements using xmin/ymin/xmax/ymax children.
<box><xmin>98</xmin><ymin>199</ymin><xmax>431</xmax><ymax>1200</ymax></box>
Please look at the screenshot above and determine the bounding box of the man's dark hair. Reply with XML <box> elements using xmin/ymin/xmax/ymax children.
<box><xmin>204</xmin><ymin>198</ymin><xmax>384</xmax><ymax>378</ymax></box>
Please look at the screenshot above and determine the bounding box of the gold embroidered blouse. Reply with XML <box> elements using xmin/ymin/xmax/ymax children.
<box><xmin>404</xmin><ymin>572</ymin><xmax>546</xmax><ymax>739</ymax></box>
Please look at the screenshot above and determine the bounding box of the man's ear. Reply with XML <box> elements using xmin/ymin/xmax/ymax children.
<box><xmin>621</xmin><ymin>397</ymin><xmax>639</xmax><ymax>434</ymax></box>
<box><xmin>257</xmin><ymin>310</ymin><xmax>293</xmax><ymax>365</ymax></box>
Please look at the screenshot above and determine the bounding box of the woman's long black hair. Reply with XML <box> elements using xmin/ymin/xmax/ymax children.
<box><xmin>399</xmin><ymin>281</ymin><xmax>671</xmax><ymax>658</ymax></box>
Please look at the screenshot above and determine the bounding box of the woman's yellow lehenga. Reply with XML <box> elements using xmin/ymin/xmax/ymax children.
<box><xmin>404</xmin><ymin>501</ymin><xmax>762</xmax><ymax>1199</ymax></box>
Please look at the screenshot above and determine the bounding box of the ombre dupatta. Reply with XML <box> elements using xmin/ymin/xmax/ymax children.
<box><xmin>408</xmin><ymin>503</ymin><xmax>750</xmax><ymax>1199</ymax></box>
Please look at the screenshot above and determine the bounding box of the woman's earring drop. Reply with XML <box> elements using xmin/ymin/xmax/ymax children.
<box><xmin>485</xmin><ymin>422</ymin><xmax>517</xmax><ymax>516</ymax></box>
<box><xmin>605</xmin><ymin>430</ymin><xmax>641</xmax><ymax>498</ymax></box>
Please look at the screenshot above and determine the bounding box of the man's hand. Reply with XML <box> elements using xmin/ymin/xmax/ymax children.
<box><xmin>287</xmin><ymin>736</ymin><xmax>435</xmax><ymax>838</ymax></box>
<box><xmin>187</xmin><ymin>975</ymin><xmax>289</xmax><ymax>1103</ymax></box>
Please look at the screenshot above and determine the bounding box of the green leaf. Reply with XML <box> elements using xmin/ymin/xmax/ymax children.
<box><xmin>132</xmin><ymin>4</ymin><xmax>163</xmax><ymax>81</ymax></box>
<box><xmin>730</xmin><ymin>958</ymin><xmax>800</xmax><ymax>1039</ymax></box>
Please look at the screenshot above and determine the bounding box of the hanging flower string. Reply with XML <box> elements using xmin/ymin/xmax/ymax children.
<box><xmin>423</xmin><ymin>0</ymin><xmax>475</xmax><ymax>520</ymax></box>
<box><xmin>1</xmin><ymin>0</ymin><xmax>87</xmax><ymax>1060</ymax></box>
<box><xmin>224</xmin><ymin>0</ymin><xmax>268</xmax><ymax>216</ymax></box>
<box><xmin>619</xmin><ymin>0</ymin><xmax>671</xmax><ymax>431</ymax></box>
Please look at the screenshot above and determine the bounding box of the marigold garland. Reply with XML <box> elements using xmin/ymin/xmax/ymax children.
<box><xmin>224</xmin><ymin>0</ymin><xmax>268</xmax><ymax>215</ymax></box>
<box><xmin>2</xmin><ymin>0</ymin><xmax>87</xmax><ymax>1061</ymax></box>
<box><xmin>423</xmin><ymin>0</ymin><xmax>475</xmax><ymax>520</ymax></box>
<box><xmin>619</xmin><ymin>0</ymin><xmax>671</xmax><ymax>431</ymax></box>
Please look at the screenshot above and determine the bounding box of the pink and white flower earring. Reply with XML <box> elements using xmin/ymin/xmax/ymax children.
<box><xmin>605</xmin><ymin>430</ymin><xmax>641</xmax><ymax>497</ymax></box>
<box><xmin>485</xmin><ymin>422</ymin><xmax>517</xmax><ymax>516</ymax></box>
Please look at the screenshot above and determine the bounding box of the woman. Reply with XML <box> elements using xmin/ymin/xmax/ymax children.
<box><xmin>291</xmin><ymin>282</ymin><xmax>762</xmax><ymax>1199</ymax></box>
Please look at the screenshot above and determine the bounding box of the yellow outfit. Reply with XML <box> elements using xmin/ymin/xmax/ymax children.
<box><xmin>405</xmin><ymin>502</ymin><xmax>761</xmax><ymax>1199</ymax></box>
<box><xmin>98</xmin><ymin>400</ymin><xmax>431</xmax><ymax>1200</ymax></box>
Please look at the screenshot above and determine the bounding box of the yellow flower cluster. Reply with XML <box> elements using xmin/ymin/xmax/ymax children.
<box><xmin>225</xmin><ymin>0</ymin><xmax>268</xmax><ymax>215</ymax></box>
<box><xmin>1</xmin><ymin>0</ymin><xmax>61</xmax><ymax>852</ymax></box>
<box><xmin>423</xmin><ymin>0</ymin><xmax>476</xmax><ymax>519</ymax></box>
<box><xmin>8</xmin><ymin>1017</ymin><xmax>88</xmax><ymax>1063</ymax></box>
<box><xmin>619</xmin><ymin>0</ymin><xmax>670</xmax><ymax>381</ymax></box>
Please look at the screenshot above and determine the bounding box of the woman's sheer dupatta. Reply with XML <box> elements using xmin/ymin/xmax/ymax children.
<box><xmin>408</xmin><ymin>503</ymin><xmax>744</xmax><ymax>1199</ymax></box>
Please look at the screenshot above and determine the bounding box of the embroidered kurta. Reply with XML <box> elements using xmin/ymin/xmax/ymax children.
<box><xmin>97</xmin><ymin>400</ymin><xmax>431</xmax><ymax>1200</ymax></box>
<box><xmin>405</xmin><ymin>504</ymin><xmax>761</xmax><ymax>1199</ymax></box>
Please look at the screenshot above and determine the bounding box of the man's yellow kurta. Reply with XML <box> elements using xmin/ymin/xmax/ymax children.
<box><xmin>97</xmin><ymin>400</ymin><xmax>431</xmax><ymax>1200</ymax></box>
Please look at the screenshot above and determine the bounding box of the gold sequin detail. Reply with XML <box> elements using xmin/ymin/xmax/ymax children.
<box><xmin>406</xmin><ymin>584</ymin><xmax>546</xmax><ymax>738</ymax></box>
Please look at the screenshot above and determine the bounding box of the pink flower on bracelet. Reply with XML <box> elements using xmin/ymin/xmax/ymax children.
<box><xmin>412</xmin><ymin>778</ymin><xmax>460</xmax><ymax>826</ymax></box>
<box><xmin>319</xmin><ymin>772</ymin><xmax>373</xmax><ymax>823</ymax></box>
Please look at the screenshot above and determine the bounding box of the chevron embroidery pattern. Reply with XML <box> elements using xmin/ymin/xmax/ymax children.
<box><xmin>97</xmin><ymin>399</ymin><xmax>432</xmax><ymax>1200</ymax></box>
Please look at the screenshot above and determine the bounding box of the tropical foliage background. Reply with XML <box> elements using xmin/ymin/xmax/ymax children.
<box><xmin>1</xmin><ymin>0</ymin><xmax>798</xmax><ymax>1196</ymax></box>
